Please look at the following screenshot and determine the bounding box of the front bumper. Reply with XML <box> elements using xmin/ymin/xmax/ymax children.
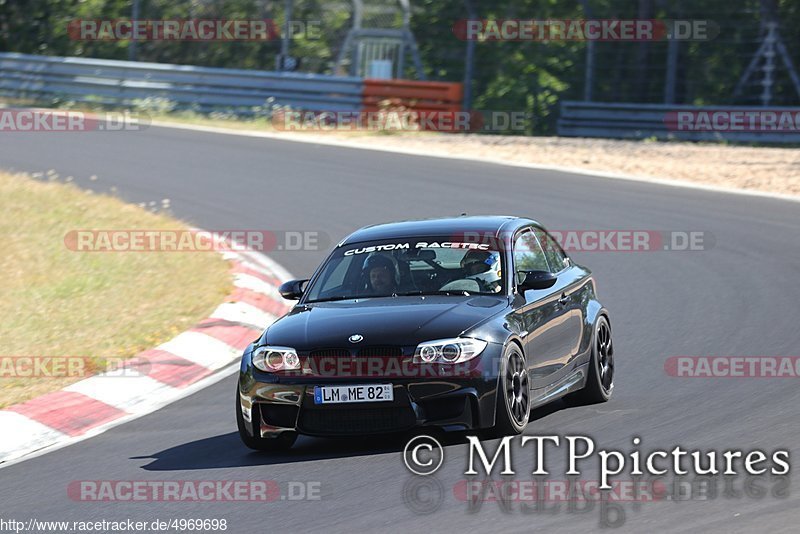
<box><xmin>237</xmin><ymin>344</ymin><xmax>503</xmax><ymax>438</ymax></box>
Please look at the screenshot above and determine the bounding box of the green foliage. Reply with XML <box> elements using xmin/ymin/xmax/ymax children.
<box><xmin>1</xmin><ymin>0</ymin><xmax>798</xmax><ymax>135</ymax></box>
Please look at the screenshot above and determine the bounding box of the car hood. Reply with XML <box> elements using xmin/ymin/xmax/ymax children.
<box><xmin>264</xmin><ymin>295</ymin><xmax>508</xmax><ymax>350</ymax></box>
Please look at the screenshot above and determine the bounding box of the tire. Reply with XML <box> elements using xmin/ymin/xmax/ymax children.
<box><xmin>236</xmin><ymin>385</ymin><xmax>297</xmax><ymax>451</ymax></box>
<box><xmin>490</xmin><ymin>343</ymin><xmax>530</xmax><ymax>437</ymax></box>
<box><xmin>566</xmin><ymin>315</ymin><xmax>614</xmax><ymax>405</ymax></box>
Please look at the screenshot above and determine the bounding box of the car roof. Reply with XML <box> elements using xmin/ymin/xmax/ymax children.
<box><xmin>339</xmin><ymin>215</ymin><xmax>540</xmax><ymax>246</ymax></box>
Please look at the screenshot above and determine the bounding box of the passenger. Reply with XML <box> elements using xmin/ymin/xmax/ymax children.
<box><xmin>460</xmin><ymin>250</ymin><xmax>502</xmax><ymax>293</ymax></box>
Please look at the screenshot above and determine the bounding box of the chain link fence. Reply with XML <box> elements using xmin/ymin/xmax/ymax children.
<box><xmin>1</xmin><ymin>0</ymin><xmax>798</xmax><ymax>134</ymax></box>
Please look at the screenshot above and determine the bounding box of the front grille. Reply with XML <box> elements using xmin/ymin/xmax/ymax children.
<box><xmin>358</xmin><ymin>346</ymin><xmax>403</xmax><ymax>358</ymax></box>
<box><xmin>308</xmin><ymin>347</ymin><xmax>403</xmax><ymax>358</ymax></box>
<box><xmin>309</xmin><ymin>348</ymin><xmax>350</xmax><ymax>358</ymax></box>
<box><xmin>305</xmin><ymin>346</ymin><xmax>406</xmax><ymax>378</ymax></box>
<box><xmin>299</xmin><ymin>406</ymin><xmax>416</xmax><ymax>435</ymax></box>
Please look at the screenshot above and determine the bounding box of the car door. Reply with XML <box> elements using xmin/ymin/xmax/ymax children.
<box><xmin>510</xmin><ymin>228</ymin><xmax>571</xmax><ymax>387</ymax></box>
<box><xmin>533</xmin><ymin>226</ymin><xmax>586</xmax><ymax>369</ymax></box>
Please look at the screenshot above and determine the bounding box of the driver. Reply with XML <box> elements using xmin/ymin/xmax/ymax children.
<box><xmin>460</xmin><ymin>250</ymin><xmax>502</xmax><ymax>293</ymax></box>
<box><xmin>363</xmin><ymin>254</ymin><xmax>400</xmax><ymax>294</ymax></box>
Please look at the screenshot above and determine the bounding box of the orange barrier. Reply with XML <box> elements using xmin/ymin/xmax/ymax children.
<box><xmin>362</xmin><ymin>79</ymin><xmax>463</xmax><ymax>112</ymax></box>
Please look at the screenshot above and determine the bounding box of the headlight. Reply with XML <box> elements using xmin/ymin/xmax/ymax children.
<box><xmin>413</xmin><ymin>338</ymin><xmax>487</xmax><ymax>364</ymax></box>
<box><xmin>252</xmin><ymin>346</ymin><xmax>300</xmax><ymax>372</ymax></box>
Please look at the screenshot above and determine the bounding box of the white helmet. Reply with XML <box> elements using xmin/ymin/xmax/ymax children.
<box><xmin>461</xmin><ymin>250</ymin><xmax>502</xmax><ymax>293</ymax></box>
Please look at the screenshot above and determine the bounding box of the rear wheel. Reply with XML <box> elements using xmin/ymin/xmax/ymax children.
<box><xmin>236</xmin><ymin>385</ymin><xmax>297</xmax><ymax>451</ymax></box>
<box><xmin>491</xmin><ymin>343</ymin><xmax>530</xmax><ymax>436</ymax></box>
<box><xmin>566</xmin><ymin>315</ymin><xmax>614</xmax><ymax>405</ymax></box>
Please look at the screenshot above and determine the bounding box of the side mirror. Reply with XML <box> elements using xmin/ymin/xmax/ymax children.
<box><xmin>518</xmin><ymin>270</ymin><xmax>557</xmax><ymax>292</ymax></box>
<box><xmin>278</xmin><ymin>279</ymin><xmax>309</xmax><ymax>300</ymax></box>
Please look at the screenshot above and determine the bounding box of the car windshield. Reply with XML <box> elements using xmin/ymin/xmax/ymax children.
<box><xmin>304</xmin><ymin>237</ymin><xmax>505</xmax><ymax>302</ymax></box>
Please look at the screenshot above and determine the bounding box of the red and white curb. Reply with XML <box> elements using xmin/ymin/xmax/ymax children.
<box><xmin>0</xmin><ymin>247</ymin><xmax>292</xmax><ymax>467</ymax></box>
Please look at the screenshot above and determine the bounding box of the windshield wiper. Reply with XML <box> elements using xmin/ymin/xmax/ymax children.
<box><xmin>304</xmin><ymin>295</ymin><xmax>358</xmax><ymax>303</ymax></box>
<box><xmin>307</xmin><ymin>290</ymin><xmax>474</xmax><ymax>303</ymax></box>
<box><xmin>306</xmin><ymin>293</ymin><xmax>408</xmax><ymax>303</ymax></box>
<box><xmin>392</xmin><ymin>290</ymin><xmax>473</xmax><ymax>297</ymax></box>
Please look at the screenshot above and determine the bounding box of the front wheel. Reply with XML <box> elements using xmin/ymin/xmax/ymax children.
<box><xmin>236</xmin><ymin>385</ymin><xmax>297</xmax><ymax>451</ymax></box>
<box><xmin>567</xmin><ymin>315</ymin><xmax>614</xmax><ymax>405</ymax></box>
<box><xmin>490</xmin><ymin>343</ymin><xmax>530</xmax><ymax>436</ymax></box>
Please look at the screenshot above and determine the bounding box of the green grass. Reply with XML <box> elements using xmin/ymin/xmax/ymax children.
<box><xmin>0</xmin><ymin>172</ymin><xmax>232</xmax><ymax>408</ymax></box>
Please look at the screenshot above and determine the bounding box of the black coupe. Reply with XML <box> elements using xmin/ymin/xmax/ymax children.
<box><xmin>237</xmin><ymin>216</ymin><xmax>614</xmax><ymax>450</ymax></box>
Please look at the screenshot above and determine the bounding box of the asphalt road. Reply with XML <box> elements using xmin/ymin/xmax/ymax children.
<box><xmin>2</xmin><ymin>126</ymin><xmax>799</xmax><ymax>532</ymax></box>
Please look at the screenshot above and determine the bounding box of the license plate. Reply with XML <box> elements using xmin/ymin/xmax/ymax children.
<box><xmin>313</xmin><ymin>384</ymin><xmax>394</xmax><ymax>404</ymax></box>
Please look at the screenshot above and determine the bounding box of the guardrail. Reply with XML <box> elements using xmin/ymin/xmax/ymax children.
<box><xmin>558</xmin><ymin>101</ymin><xmax>800</xmax><ymax>144</ymax></box>
<box><xmin>0</xmin><ymin>52</ymin><xmax>364</xmax><ymax>113</ymax></box>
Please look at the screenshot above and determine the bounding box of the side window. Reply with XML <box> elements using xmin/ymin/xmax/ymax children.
<box><xmin>534</xmin><ymin>228</ymin><xmax>569</xmax><ymax>273</ymax></box>
<box><xmin>512</xmin><ymin>229</ymin><xmax>549</xmax><ymax>284</ymax></box>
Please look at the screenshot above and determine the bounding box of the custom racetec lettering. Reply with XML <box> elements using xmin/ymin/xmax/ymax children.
<box><xmin>344</xmin><ymin>243</ymin><xmax>410</xmax><ymax>255</ymax></box>
<box><xmin>343</xmin><ymin>242</ymin><xmax>490</xmax><ymax>255</ymax></box>
<box><xmin>415</xmin><ymin>242</ymin><xmax>490</xmax><ymax>250</ymax></box>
